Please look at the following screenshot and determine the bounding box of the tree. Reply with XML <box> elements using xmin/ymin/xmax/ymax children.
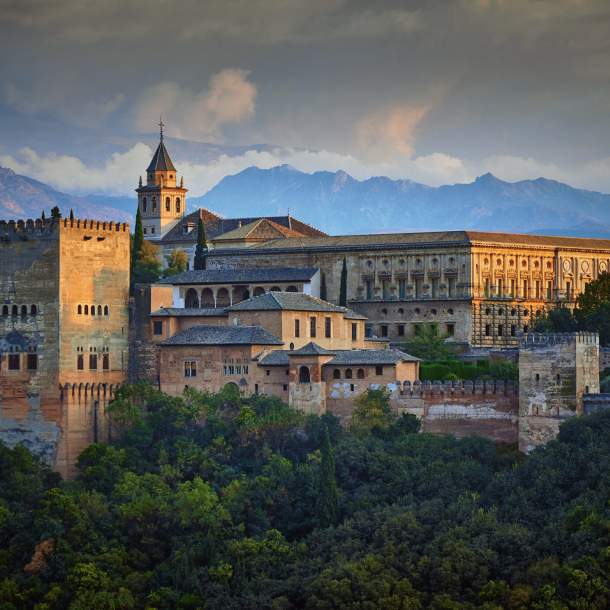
<box><xmin>403</xmin><ymin>323</ymin><xmax>457</xmax><ymax>362</ymax></box>
<box><xmin>69</xmin><ymin>208</ymin><xmax>74</xmax><ymax>221</ymax></box>
<box><xmin>133</xmin><ymin>240</ymin><xmax>162</xmax><ymax>284</ymax></box>
<box><xmin>51</xmin><ymin>206</ymin><xmax>61</xmax><ymax>219</ymax></box>
<box><xmin>533</xmin><ymin>306</ymin><xmax>578</xmax><ymax>334</ymax></box>
<box><xmin>316</xmin><ymin>427</ymin><xmax>339</xmax><ymax>527</ymax></box>
<box><xmin>133</xmin><ymin>207</ymin><xmax>144</xmax><ymax>261</ymax></box>
<box><xmin>164</xmin><ymin>249</ymin><xmax>189</xmax><ymax>277</ymax></box>
<box><xmin>41</xmin><ymin>210</ymin><xmax>46</xmax><ymax>221</ymax></box>
<box><xmin>339</xmin><ymin>258</ymin><xmax>347</xmax><ymax>306</ymax></box>
<box><xmin>320</xmin><ymin>273</ymin><xmax>327</xmax><ymax>301</ymax></box>
<box><xmin>576</xmin><ymin>272</ymin><xmax>610</xmax><ymax>344</ymax></box>
<box><xmin>350</xmin><ymin>388</ymin><xmax>395</xmax><ymax>432</ymax></box>
<box><xmin>193</xmin><ymin>217</ymin><xmax>208</xmax><ymax>271</ymax></box>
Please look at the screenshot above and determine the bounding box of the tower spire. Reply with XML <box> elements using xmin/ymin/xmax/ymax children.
<box><xmin>159</xmin><ymin>116</ymin><xmax>165</xmax><ymax>141</ymax></box>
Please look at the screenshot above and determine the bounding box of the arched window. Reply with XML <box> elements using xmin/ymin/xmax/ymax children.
<box><xmin>142</xmin><ymin>197</ymin><xmax>147</xmax><ymax>212</ymax></box>
<box><xmin>104</xmin><ymin>305</ymin><xmax>109</xmax><ymax>316</ymax></box>
<box><xmin>357</xmin><ymin>368</ymin><xmax>365</xmax><ymax>379</ymax></box>
<box><xmin>84</xmin><ymin>305</ymin><xmax>88</xmax><ymax>315</ymax></box>
<box><xmin>21</xmin><ymin>305</ymin><xmax>27</xmax><ymax>318</ymax></box>
<box><xmin>176</xmin><ymin>197</ymin><xmax>181</xmax><ymax>213</ymax></box>
<box><xmin>201</xmin><ymin>288</ymin><xmax>214</xmax><ymax>307</ymax></box>
<box><xmin>286</xmin><ymin>285</ymin><xmax>298</xmax><ymax>292</ymax></box>
<box><xmin>185</xmin><ymin>288</ymin><xmax>200</xmax><ymax>308</ymax></box>
<box><xmin>2</xmin><ymin>305</ymin><xmax>8</xmax><ymax>316</ymax></box>
<box><xmin>299</xmin><ymin>366</ymin><xmax>311</xmax><ymax>383</ymax></box>
<box><xmin>289</xmin><ymin>342</ymin><xmax>295</xmax><ymax>350</ymax></box>
<box><xmin>77</xmin><ymin>304</ymin><xmax>82</xmax><ymax>315</ymax></box>
<box><xmin>165</xmin><ymin>197</ymin><xmax>171</xmax><ymax>212</ymax></box>
<box><xmin>253</xmin><ymin>287</ymin><xmax>265</xmax><ymax>296</ymax></box>
<box><xmin>333</xmin><ymin>369</ymin><xmax>341</xmax><ymax>379</ymax></box>
<box><xmin>97</xmin><ymin>305</ymin><xmax>102</xmax><ymax>316</ymax></box>
<box><xmin>91</xmin><ymin>305</ymin><xmax>96</xmax><ymax>316</ymax></box>
<box><xmin>152</xmin><ymin>196</ymin><xmax>157</xmax><ymax>211</ymax></box>
<box><xmin>345</xmin><ymin>368</ymin><xmax>353</xmax><ymax>379</ymax></box>
<box><xmin>31</xmin><ymin>304</ymin><xmax>37</xmax><ymax>316</ymax></box>
<box><xmin>216</xmin><ymin>288</ymin><xmax>230</xmax><ymax>307</ymax></box>
<box><xmin>11</xmin><ymin>305</ymin><xmax>18</xmax><ymax>316</ymax></box>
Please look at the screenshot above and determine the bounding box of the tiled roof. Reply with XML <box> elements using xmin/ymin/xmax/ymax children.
<box><xmin>289</xmin><ymin>342</ymin><xmax>334</xmax><ymax>356</ymax></box>
<box><xmin>227</xmin><ymin>292</ymin><xmax>364</xmax><ymax>318</ymax></box>
<box><xmin>213</xmin><ymin>218</ymin><xmax>304</xmax><ymax>241</ymax></box>
<box><xmin>257</xmin><ymin>350</ymin><xmax>290</xmax><ymax>366</ymax></box>
<box><xmin>327</xmin><ymin>348</ymin><xmax>419</xmax><ymax>365</ymax></box>
<box><xmin>159</xmin><ymin>325</ymin><xmax>283</xmax><ymax>346</ymax></box>
<box><xmin>146</xmin><ymin>140</ymin><xmax>176</xmax><ymax>172</ymax></box>
<box><xmin>159</xmin><ymin>267</ymin><xmax>318</xmax><ymax>285</ymax></box>
<box><xmin>159</xmin><ymin>209</ymin><xmax>326</xmax><ymax>244</ymax></box>
<box><xmin>150</xmin><ymin>307</ymin><xmax>227</xmax><ymax>317</ymax></box>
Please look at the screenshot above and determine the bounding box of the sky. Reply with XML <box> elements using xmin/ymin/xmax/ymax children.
<box><xmin>1</xmin><ymin>0</ymin><xmax>610</xmax><ymax>197</ymax></box>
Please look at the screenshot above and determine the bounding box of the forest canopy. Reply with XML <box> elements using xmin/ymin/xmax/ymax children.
<box><xmin>1</xmin><ymin>384</ymin><xmax>610</xmax><ymax>609</ymax></box>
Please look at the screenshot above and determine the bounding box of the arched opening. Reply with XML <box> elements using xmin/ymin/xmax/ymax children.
<box><xmin>91</xmin><ymin>305</ymin><xmax>96</xmax><ymax>316</ymax></box>
<box><xmin>201</xmin><ymin>288</ymin><xmax>215</xmax><ymax>307</ymax></box>
<box><xmin>77</xmin><ymin>304</ymin><xmax>82</xmax><ymax>314</ymax></box>
<box><xmin>104</xmin><ymin>305</ymin><xmax>109</xmax><ymax>316</ymax></box>
<box><xmin>357</xmin><ymin>368</ymin><xmax>365</xmax><ymax>379</ymax></box>
<box><xmin>232</xmin><ymin>286</ymin><xmax>248</xmax><ymax>304</ymax></box>
<box><xmin>253</xmin><ymin>286</ymin><xmax>265</xmax><ymax>297</ymax></box>
<box><xmin>31</xmin><ymin>304</ymin><xmax>37</xmax><ymax>316</ymax></box>
<box><xmin>345</xmin><ymin>368</ymin><xmax>353</xmax><ymax>379</ymax></box>
<box><xmin>176</xmin><ymin>197</ymin><xmax>181</xmax><ymax>213</ymax></box>
<box><xmin>216</xmin><ymin>288</ymin><xmax>230</xmax><ymax>307</ymax></box>
<box><xmin>289</xmin><ymin>342</ymin><xmax>295</xmax><ymax>350</ymax></box>
<box><xmin>152</xmin><ymin>196</ymin><xmax>157</xmax><ymax>211</ymax></box>
<box><xmin>20</xmin><ymin>305</ymin><xmax>27</xmax><ymax>318</ymax></box>
<box><xmin>142</xmin><ymin>197</ymin><xmax>147</xmax><ymax>212</ymax></box>
<box><xmin>11</xmin><ymin>305</ymin><xmax>18</xmax><ymax>316</ymax></box>
<box><xmin>270</xmin><ymin>286</ymin><xmax>281</xmax><ymax>292</ymax></box>
<box><xmin>333</xmin><ymin>369</ymin><xmax>341</xmax><ymax>379</ymax></box>
<box><xmin>2</xmin><ymin>305</ymin><xmax>8</xmax><ymax>316</ymax></box>
<box><xmin>286</xmin><ymin>285</ymin><xmax>298</xmax><ymax>292</ymax></box>
<box><xmin>84</xmin><ymin>305</ymin><xmax>88</xmax><ymax>315</ymax></box>
<box><xmin>185</xmin><ymin>288</ymin><xmax>200</xmax><ymax>308</ymax></box>
<box><xmin>165</xmin><ymin>197</ymin><xmax>171</xmax><ymax>212</ymax></box>
<box><xmin>97</xmin><ymin>305</ymin><xmax>102</xmax><ymax>316</ymax></box>
<box><xmin>299</xmin><ymin>366</ymin><xmax>311</xmax><ymax>383</ymax></box>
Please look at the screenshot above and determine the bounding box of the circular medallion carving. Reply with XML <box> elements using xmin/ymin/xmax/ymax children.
<box><xmin>600</xmin><ymin>261</ymin><xmax>608</xmax><ymax>272</ymax></box>
<box><xmin>581</xmin><ymin>260</ymin><xmax>590</xmax><ymax>273</ymax></box>
<box><xmin>562</xmin><ymin>259</ymin><xmax>571</xmax><ymax>272</ymax></box>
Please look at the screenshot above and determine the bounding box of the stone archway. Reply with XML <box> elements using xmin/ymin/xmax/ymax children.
<box><xmin>216</xmin><ymin>287</ymin><xmax>230</xmax><ymax>307</ymax></box>
<box><xmin>299</xmin><ymin>366</ymin><xmax>311</xmax><ymax>383</ymax></box>
<box><xmin>185</xmin><ymin>288</ymin><xmax>199</xmax><ymax>308</ymax></box>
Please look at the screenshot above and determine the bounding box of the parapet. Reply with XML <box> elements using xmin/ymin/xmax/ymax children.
<box><xmin>0</xmin><ymin>217</ymin><xmax>129</xmax><ymax>243</ymax></box>
<box><xmin>395</xmin><ymin>378</ymin><xmax>518</xmax><ymax>398</ymax></box>
<box><xmin>520</xmin><ymin>332</ymin><xmax>599</xmax><ymax>348</ymax></box>
<box><xmin>60</xmin><ymin>218</ymin><xmax>130</xmax><ymax>233</ymax></box>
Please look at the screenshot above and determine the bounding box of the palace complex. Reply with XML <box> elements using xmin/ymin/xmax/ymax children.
<box><xmin>2</xmin><ymin>129</ymin><xmax>610</xmax><ymax>475</ymax></box>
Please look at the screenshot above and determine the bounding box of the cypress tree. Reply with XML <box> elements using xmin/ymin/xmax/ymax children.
<box><xmin>51</xmin><ymin>206</ymin><xmax>61</xmax><ymax>219</ymax></box>
<box><xmin>133</xmin><ymin>207</ymin><xmax>144</xmax><ymax>261</ymax></box>
<box><xmin>339</xmin><ymin>258</ymin><xmax>348</xmax><ymax>306</ymax></box>
<box><xmin>69</xmin><ymin>208</ymin><xmax>74</xmax><ymax>221</ymax></box>
<box><xmin>193</xmin><ymin>217</ymin><xmax>208</xmax><ymax>270</ymax></box>
<box><xmin>320</xmin><ymin>272</ymin><xmax>327</xmax><ymax>301</ymax></box>
<box><xmin>317</xmin><ymin>426</ymin><xmax>339</xmax><ymax>528</ymax></box>
<box><xmin>41</xmin><ymin>210</ymin><xmax>46</xmax><ymax>222</ymax></box>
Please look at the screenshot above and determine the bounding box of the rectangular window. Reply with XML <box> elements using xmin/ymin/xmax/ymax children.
<box><xmin>325</xmin><ymin>317</ymin><xmax>332</xmax><ymax>338</ymax></box>
<box><xmin>446</xmin><ymin>323</ymin><xmax>455</xmax><ymax>337</ymax></box>
<box><xmin>351</xmin><ymin>323</ymin><xmax>357</xmax><ymax>341</ymax></box>
<box><xmin>184</xmin><ymin>361</ymin><xmax>197</xmax><ymax>378</ymax></box>
<box><xmin>498</xmin><ymin>324</ymin><xmax>503</xmax><ymax>337</ymax></box>
<box><xmin>255</xmin><ymin>384</ymin><xmax>259</xmax><ymax>394</ymax></box>
<box><xmin>365</xmin><ymin>324</ymin><xmax>372</xmax><ymax>338</ymax></box>
<box><xmin>522</xmin><ymin>279</ymin><xmax>528</xmax><ymax>298</ymax></box>
<box><xmin>397</xmin><ymin>324</ymin><xmax>405</xmax><ymax>337</ymax></box>
<box><xmin>283</xmin><ymin>384</ymin><xmax>288</xmax><ymax>391</ymax></box>
<box><xmin>310</xmin><ymin>316</ymin><xmax>317</xmax><ymax>338</ymax></box>
<box><xmin>375</xmin><ymin>365</ymin><xmax>383</xmax><ymax>376</ymax></box>
<box><xmin>77</xmin><ymin>354</ymin><xmax>84</xmax><ymax>370</ymax></box>
<box><xmin>511</xmin><ymin>324</ymin><xmax>516</xmax><ymax>337</ymax></box>
<box><xmin>566</xmin><ymin>282</ymin><xmax>572</xmax><ymax>300</ymax></box>
<box><xmin>102</xmin><ymin>353</ymin><xmax>109</xmax><ymax>370</ymax></box>
<box><xmin>413</xmin><ymin>323</ymin><xmax>421</xmax><ymax>336</ymax></box>
<box><xmin>380</xmin><ymin>325</ymin><xmax>388</xmax><ymax>337</ymax></box>
<box><xmin>153</xmin><ymin>321</ymin><xmax>163</xmax><ymax>335</ymax></box>
<box><xmin>431</xmin><ymin>277</ymin><xmax>439</xmax><ymax>298</ymax></box>
<box><xmin>447</xmin><ymin>276</ymin><xmax>456</xmax><ymax>297</ymax></box>
<box><xmin>547</xmin><ymin>281</ymin><xmax>553</xmax><ymax>300</ymax></box>
<box><xmin>497</xmin><ymin>278</ymin><xmax>503</xmax><ymax>297</ymax></box>
<box><xmin>510</xmin><ymin>279</ymin><xmax>516</xmax><ymax>297</ymax></box>
<box><xmin>89</xmin><ymin>354</ymin><xmax>97</xmax><ymax>370</ymax></box>
<box><xmin>365</xmin><ymin>279</ymin><xmax>373</xmax><ymax>300</ymax></box>
<box><xmin>398</xmin><ymin>279</ymin><xmax>406</xmax><ymax>299</ymax></box>
<box><xmin>535</xmin><ymin>280</ymin><xmax>541</xmax><ymax>299</ymax></box>
<box><xmin>415</xmin><ymin>277</ymin><xmax>423</xmax><ymax>298</ymax></box>
<box><xmin>484</xmin><ymin>278</ymin><xmax>490</xmax><ymax>297</ymax></box>
<box><xmin>294</xmin><ymin>319</ymin><xmax>300</xmax><ymax>337</ymax></box>
<box><xmin>485</xmin><ymin>324</ymin><xmax>491</xmax><ymax>337</ymax></box>
<box><xmin>382</xmin><ymin>279</ymin><xmax>390</xmax><ymax>299</ymax></box>
<box><xmin>8</xmin><ymin>354</ymin><xmax>20</xmax><ymax>370</ymax></box>
<box><xmin>27</xmin><ymin>354</ymin><xmax>38</xmax><ymax>370</ymax></box>
<box><xmin>143</xmin><ymin>227</ymin><xmax>147</xmax><ymax>235</ymax></box>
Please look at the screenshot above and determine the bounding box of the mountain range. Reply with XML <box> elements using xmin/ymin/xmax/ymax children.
<box><xmin>2</xmin><ymin>163</ymin><xmax>610</xmax><ymax>238</ymax></box>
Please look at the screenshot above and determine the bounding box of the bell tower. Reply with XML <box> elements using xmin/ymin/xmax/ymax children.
<box><xmin>136</xmin><ymin>119</ymin><xmax>187</xmax><ymax>239</ymax></box>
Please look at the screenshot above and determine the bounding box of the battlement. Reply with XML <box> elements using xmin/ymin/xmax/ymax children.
<box><xmin>0</xmin><ymin>217</ymin><xmax>129</xmax><ymax>241</ymax></box>
<box><xmin>520</xmin><ymin>332</ymin><xmax>599</xmax><ymax>348</ymax></box>
<box><xmin>394</xmin><ymin>378</ymin><xmax>518</xmax><ymax>398</ymax></box>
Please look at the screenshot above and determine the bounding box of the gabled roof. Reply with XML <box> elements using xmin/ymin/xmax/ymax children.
<box><xmin>159</xmin><ymin>324</ymin><xmax>283</xmax><ymax>346</ymax></box>
<box><xmin>327</xmin><ymin>348</ymin><xmax>420</xmax><ymax>365</ymax></box>
<box><xmin>227</xmin><ymin>291</ymin><xmax>365</xmax><ymax>318</ymax></box>
<box><xmin>289</xmin><ymin>342</ymin><xmax>334</xmax><ymax>356</ymax></box>
<box><xmin>146</xmin><ymin>140</ymin><xmax>176</xmax><ymax>173</ymax></box>
<box><xmin>213</xmin><ymin>218</ymin><xmax>304</xmax><ymax>242</ymax></box>
<box><xmin>159</xmin><ymin>267</ymin><xmax>318</xmax><ymax>286</ymax></box>
<box><xmin>150</xmin><ymin>307</ymin><xmax>228</xmax><ymax>317</ymax></box>
<box><xmin>257</xmin><ymin>350</ymin><xmax>290</xmax><ymax>366</ymax></box>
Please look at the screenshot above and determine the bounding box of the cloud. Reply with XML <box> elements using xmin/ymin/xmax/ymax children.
<box><xmin>134</xmin><ymin>69</ymin><xmax>257</xmax><ymax>141</ymax></box>
<box><xmin>355</xmin><ymin>105</ymin><xmax>430</xmax><ymax>162</ymax></box>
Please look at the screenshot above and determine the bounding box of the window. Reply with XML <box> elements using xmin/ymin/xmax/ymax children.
<box><xmin>325</xmin><ymin>317</ymin><xmax>332</xmax><ymax>338</ymax></box>
<box><xmin>299</xmin><ymin>366</ymin><xmax>310</xmax><ymax>383</ymax></box>
<box><xmin>255</xmin><ymin>384</ymin><xmax>259</xmax><ymax>394</ymax></box>
<box><xmin>104</xmin><ymin>305</ymin><xmax>109</xmax><ymax>316</ymax></box>
<box><xmin>345</xmin><ymin>368</ymin><xmax>353</xmax><ymax>379</ymax></box>
<box><xmin>78</xmin><ymin>304</ymin><xmax>82</xmax><ymax>314</ymax></box>
<box><xmin>446</xmin><ymin>323</ymin><xmax>455</xmax><ymax>337</ymax></box>
<box><xmin>77</xmin><ymin>354</ymin><xmax>84</xmax><ymax>370</ymax></box>
<box><xmin>165</xmin><ymin>197</ymin><xmax>171</xmax><ymax>212</ymax></box>
<box><xmin>310</xmin><ymin>317</ymin><xmax>317</xmax><ymax>338</ymax></box>
<box><xmin>97</xmin><ymin>305</ymin><xmax>102</xmax><ymax>316</ymax></box>
<box><xmin>523</xmin><ymin>324</ymin><xmax>529</xmax><ymax>333</ymax></box>
<box><xmin>431</xmin><ymin>277</ymin><xmax>439</xmax><ymax>298</ymax></box>
<box><xmin>380</xmin><ymin>325</ymin><xmax>388</xmax><ymax>337</ymax></box>
<box><xmin>84</xmin><ymin>305</ymin><xmax>88</xmax><ymax>315</ymax></box>
<box><xmin>522</xmin><ymin>279</ymin><xmax>528</xmax><ymax>298</ymax></box>
<box><xmin>153</xmin><ymin>321</ymin><xmax>163</xmax><ymax>335</ymax></box>
<box><xmin>143</xmin><ymin>228</ymin><xmax>147</xmax><ymax>235</ymax></box>
<box><xmin>510</xmin><ymin>279</ymin><xmax>516</xmax><ymax>297</ymax></box>
<box><xmin>11</xmin><ymin>305</ymin><xmax>17</xmax><ymax>317</ymax></box>
<box><xmin>365</xmin><ymin>279</ymin><xmax>373</xmax><ymax>300</ymax></box>
<box><xmin>357</xmin><ymin>368</ymin><xmax>365</xmax><ymax>379</ymax></box>
<box><xmin>31</xmin><ymin>304</ymin><xmax>37</xmax><ymax>316</ymax></box>
<box><xmin>294</xmin><ymin>319</ymin><xmax>300</xmax><ymax>337</ymax></box>
<box><xmin>397</xmin><ymin>324</ymin><xmax>405</xmax><ymax>336</ymax></box>
<box><xmin>566</xmin><ymin>282</ymin><xmax>572</xmax><ymax>299</ymax></box>
<box><xmin>381</xmin><ymin>279</ymin><xmax>390</xmax><ymax>299</ymax></box>
<box><xmin>398</xmin><ymin>278</ymin><xmax>406</xmax><ymax>299</ymax></box>
<box><xmin>485</xmin><ymin>324</ymin><xmax>491</xmax><ymax>337</ymax></box>
<box><xmin>91</xmin><ymin>305</ymin><xmax>96</xmax><ymax>316</ymax></box>
<box><xmin>414</xmin><ymin>277</ymin><xmax>423</xmax><ymax>298</ymax></box>
<box><xmin>8</xmin><ymin>354</ymin><xmax>20</xmax><ymax>370</ymax></box>
<box><xmin>2</xmin><ymin>305</ymin><xmax>7</xmax><ymax>316</ymax></box>
<box><xmin>27</xmin><ymin>354</ymin><xmax>38</xmax><ymax>370</ymax></box>
<box><xmin>102</xmin><ymin>354</ymin><xmax>109</xmax><ymax>370</ymax></box>
<box><xmin>484</xmin><ymin>278</ymin><xmax>490</xmax><ymax>296</ymax></box>
<box><xmin>142</xmin><ymin>197</ymin><xmax>147</xmax><ymax>212</ymax></box>
<box><xmin>497</xmin><ymin>278</ymin><xmax>503</xmax><ymax>296</ymax></box>
<box><xmin>375</xmin><ymin>365</ymin><xmax>383</xmax><ymax>376</ymax></box>
<box><xmin>176</xmin><ymin>197</ymin><xmax>181</xmax><ymax>213</ymax></box>
<box><xmin>89</xmin><ymin>354</ymin><xmax>97</xmax><ymax>370</ymax></box>
<box><xmin>283</xmin><ymin>384</ymin><xmax>288</xmax><ymax>391</ymax></box>
<box><xmin>151</xmin><ymin>228</ymin><xmax>155</xmax><ymax>234</ymax></box>
<box><xmin>535</xmin><ymin>373</ymin><xmax>540</xmax><ymax>382</ymax></box>
<box><xmin>351</xmin><ymin>323</ymin><xmax>357</xmax><ymax>341</ymax></box>
<box><xmin>498</xmin><ymin>324</ymin><xmax>503</xmax><ymax>337</ymax></box>
<box><xmin>547</xmin><ymin>281</ymin><xmax>553</xmax><ymax>300</ymax></box>
<box><xmin>447</xmin><ymin>276</ymin><xmax>456</xmax><ymax>297</ymax></box>
<box><xmin>511</xmin><ymin>324</ymin><xmax>516</xmax><ymax>337</ymax></box>
<box><xmin>152</xmin><ymin>196</ymin><xmax>157</xmax><ymax>211</ymax></box>
<box><xmin>535</xmin><ymin>280</ymin><xmax>541</xmax><ymax>299</ymax></box>
<box><xmin>556</xmin><ymin>374</ymin><xmax>561</xmax><ymax>384</ymax></box>
<box><xmin>184</xmin><ymin>361</ymin><xmax>197</xmax><ymax>378</ymax></box>
<box><xmin>333</xmin><ymin>369</ymin><xmax>341</xmax><ymax>379</ymax></box>
<box><xmin>21</xmin><ymin>305</ymin><xmax>27</xmax><ymax>318</ymax></box>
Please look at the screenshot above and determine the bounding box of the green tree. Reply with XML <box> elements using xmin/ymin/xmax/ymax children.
<box><xmin>350</xmin><ymin>388</ymin><xmax>395</xmax><ymax>432</ymax></box>
<box><xmin>164</xmin><ymin>249</ymin><xmax>189</xmax><ymax>277</ymax></box>
<box><xmin>193</xmin><ymin>217</ymin><xmax>208</xmax><ymax>270</ymax></box>
<box><xmin>133</xmin><ymin>240</ymin><xmax>162</xmax><ymax>284</ymax></box>
<box><xmin>41</xmin><ymin>210</ymin><xmax>46</xmax><ymax>221</ymax></box>
<box><xmin>403</xmin><ymin>323</ymin><xmax>457</xmax><ymax>361</ymax></box>
<box><xmin>316</xmin><ymin>427</ymin><xmax>339</xmax><ymax>527</ymax></box>
<box><xmin>533</xmin><ymin>306</ymin><xmax>578</xmax><ymax>334</ymax></box>
<box><xmin>51</xmin><ymin>206</ymin><xmax>61</xmax><ymax>219</ymax></box>
<box><xmin>320</xmin><ymin>272</ymin><xmax>327</xmax><ymax>301</ymax></box>
<box><xmin>69</xmin><ymin>208</ymin><xmax>75</xmax><ymax>221</ymax></box>
<box><xmin>339</xmin><ymin>257</ymin><xmax>347</xmax><ymax>306</ymax></box>
<box><xmin>576</xmin><ymin>272</ymin><xmax>610</xmax><ymax>344</ymax></box>
<box><xmin>133</xmin><ymin>207</ymin><xmax>144</xmax><ymax>261</ymax></box>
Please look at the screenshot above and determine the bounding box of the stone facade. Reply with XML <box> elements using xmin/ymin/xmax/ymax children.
<box><xmin>0</xmin><ymin>217</ymin><xmax>130</xmax><ymax>477</ymax></box>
